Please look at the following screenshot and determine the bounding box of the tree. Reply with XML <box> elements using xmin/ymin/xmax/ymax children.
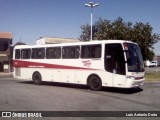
<box><xmin>14</xmin><ymin>41</ymin><xmax>26</xmax><ymax>46</ymax></box>
<box><xmin>80</xmin><ymin>24</ymin><xmax>91</xmax><ymax>41</ymax></box>
<box><xmin>131</xmin><ymin>22</ymin><xmax>158</xmax><ymax>60</ymax></box>
<box><xmin>80</xmin><ymin>17</ymin><xmax>160</xmax><ymax>60</ymax></box>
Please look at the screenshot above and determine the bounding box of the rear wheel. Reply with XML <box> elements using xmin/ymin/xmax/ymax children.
<box><xmin>32</xmin><ymin>72</ymin><xmax>42</xmax><ymax>85</ymax></box>
<box><xmin>88</xmin><ymin>75</ymin><xmax>102</xmax><ymax>91</ymax></box>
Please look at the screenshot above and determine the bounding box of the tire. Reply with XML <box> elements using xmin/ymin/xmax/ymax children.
<box><xmin>32</xmin><ymin>72</ymin><xmax>42</xmax><ymax>85</ymax></box>
<box><xmin>88</xmin><ymin>75</ymin><xmax>102</xmax><ymax>91</ymax></box>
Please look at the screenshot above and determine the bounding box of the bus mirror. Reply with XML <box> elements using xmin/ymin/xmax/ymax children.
<box><xmin>123</xmin><ymin>42</ymin><xmax>128</xmax><ymax>50</ymax></box>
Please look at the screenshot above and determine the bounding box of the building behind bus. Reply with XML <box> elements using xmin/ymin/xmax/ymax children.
<box><xmin>36</xmin><ymin>37</ymin><xmax>80</xmax><ymax>45</ymax></box>
<box><xmin>0</xmin><ymin>32</ymin><xmax>13</xmax><ymax>73</ymax></box>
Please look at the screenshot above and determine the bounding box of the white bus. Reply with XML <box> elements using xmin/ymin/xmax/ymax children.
<box><xmin>13</xmin><ymin>40</ymin><xmax>145</xmax><ymax>90</ymax></box>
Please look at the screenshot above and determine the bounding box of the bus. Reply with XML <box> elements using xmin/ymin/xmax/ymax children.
<box><xmin>13</xmin><ymin>40</ymin><xmax>145</xmax><ymax>90</ymax></box>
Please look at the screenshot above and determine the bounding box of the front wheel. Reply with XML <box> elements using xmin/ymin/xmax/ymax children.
<box><xmin>32</xmin><ymin>72</ymin><xmax>42</xmax><ymax>85</ymax></box>
<box><xmin>88</xmin><ymin>75</ymin><xmax>102</xmax><ymax>91</ymax></box>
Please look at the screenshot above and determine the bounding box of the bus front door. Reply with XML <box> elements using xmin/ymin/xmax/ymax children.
<box><xmin>105</xmin><ymin>44</ymin><xmax>126</xmax><ymax>87</ymax></box>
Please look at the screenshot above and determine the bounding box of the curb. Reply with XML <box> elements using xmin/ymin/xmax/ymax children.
<box><xmin>145</xmin><ymin>81</ymin><xmax>160</xmax><ymax>83</ymax></box>
<box><xmin>0</xmin><ymin>72</ymin><xmax>13</xmax><ymax>78</ymax></box>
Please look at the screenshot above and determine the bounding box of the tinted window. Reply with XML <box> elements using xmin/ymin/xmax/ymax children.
<box><xmin>46</xmin><ymin>47</ymin><xmax>61</xmax><ymax>59</ymax></box>
<box><xmin>81</xmin><ymin>44</ymin><xmax>101</xmax><ymax>58</ymax></box>
<box><xmin>32</xmin><ymin>48</ymin><xmax>45</xmax><ymax>59</ymax></box>
<box><xmin>126</xmin><ymin>43</ymin><xmax>144</xmax><ymax>72</ymax></box>
<box><xmin>21</xmin><ymin>49</ymin><xmax>31</xmax><ymax>59</ymax></box>
<box><xmin>62</xmin><ymin>46</ymin><xmax>80</xmax><ymax>59</ymax></box>
<box><xmin>15</xmin><ymin>49</ymin><xmax>20</xmax><ymax>59</ymax></box>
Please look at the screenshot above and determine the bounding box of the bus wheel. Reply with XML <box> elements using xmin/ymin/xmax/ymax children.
<box><xmin>88</xmin><ymin>75</ymin><xmax>102</xmax><ymax>91</ymax></box>
<box><xmin>32</xmin><ymin>72</ymin><xmax>42</xmax><ymax>85</ymax></box>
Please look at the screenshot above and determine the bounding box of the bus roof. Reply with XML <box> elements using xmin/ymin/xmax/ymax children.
<box><xmin>14</xmin><ymin>40</ymin><xmax>136</xmax><ymax>49</ymax></box>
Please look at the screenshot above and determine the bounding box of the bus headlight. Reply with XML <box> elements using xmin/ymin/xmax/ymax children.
<box><xmin>126</xmin><ymin>76</ymin><xmax>135</xmax><ymax>79</ymax></box>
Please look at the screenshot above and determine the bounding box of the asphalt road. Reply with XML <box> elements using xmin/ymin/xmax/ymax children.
<box><xmin>0</xmin><ymin>77</ymin><xmax>160</xmax><ymax>120</ymax></box>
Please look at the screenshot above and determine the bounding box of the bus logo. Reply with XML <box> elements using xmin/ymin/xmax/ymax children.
<box><xmin>82</xmin><ymin>60</ymin><xmax>91</xmax><ymax>67</ymax></box>
<box><xmin>2</xmin><ymin>112</ymin><xmax>11</xmax><ymax>117</ymax></box>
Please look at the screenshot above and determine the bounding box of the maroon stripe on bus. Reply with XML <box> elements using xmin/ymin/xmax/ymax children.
<box><xmin>13</xmin><ymin>60</ymin><xmax>97</xmax><ymax>70</ymax></box>
<box><xmin>135</xmin><ymin>77</ymin><xmax>144</xmax><ymax>80</ymax></box>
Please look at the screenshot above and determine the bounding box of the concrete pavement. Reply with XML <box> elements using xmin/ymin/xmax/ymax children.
<box><xmin>0</xmin><ymin>72</ymin><xmax>13</xmax><ymax>78</ymax></box>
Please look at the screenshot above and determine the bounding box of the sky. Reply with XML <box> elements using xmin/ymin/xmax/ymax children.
<box><xmin>0</xmin><ymin>0</ymin><xmax>160</xmax><ymax>55</ymax></box>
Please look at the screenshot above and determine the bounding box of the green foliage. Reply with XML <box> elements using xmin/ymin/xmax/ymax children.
<box><xmin>80</xmin><ymin>17</ymin><xmax>160</xmax><ymax>60</ymax></box>
<box><xmin>80</xmin><ymin>24</ymin><xmax>91</xmax><ymax>41</ymax></box>
<box><xmin>14</xmin><ymin>42</ymin><xmax>26</xmax><ymax>46</ymax></box>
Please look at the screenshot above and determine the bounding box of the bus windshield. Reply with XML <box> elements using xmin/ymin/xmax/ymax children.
<box><xmin>126</xmin><ymin>43</ymin><xmax>145</xmax><ymax>72</ymax></box>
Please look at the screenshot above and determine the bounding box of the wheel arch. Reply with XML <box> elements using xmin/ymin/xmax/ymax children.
<box><xmin>32</xmin><ymin>71</ymin><xmax>42</xmax><ymax>79</ymax></box>
<box><xmin>87</xmin><ymin>73</ymin><xmax>102</xmax><ymax>85</ymax></box>
<box><xmin>32</xmin><ymin>71</ymin><xmax>42</xmax><ymax>85</ymax></box>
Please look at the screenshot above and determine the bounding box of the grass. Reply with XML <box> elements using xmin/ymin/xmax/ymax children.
<box><xmin>145</xmin><ymin>71</ymin><xmax>160</xmax><ymax>81</ymax></box>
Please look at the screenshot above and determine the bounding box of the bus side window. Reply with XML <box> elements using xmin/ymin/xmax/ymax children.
<box><xmin>15</xmin><ymin>49</ymin><xmax>21</xmax><ymax>59</ymax></box>
<box><xmin>46</xmin><ymin>47</ymin><xmax>61</xmax><ymax>59</ymax></box>
<box><xmin>55</xmin><ymin>48</ymin><xmax>61</xmax><ymax>58</ymax></box>
<box><xmin>81</xmin><ymin>46</ymin><xmax>90</xmax><ymax>58</ymax></box>
<box><xmin>91</xmin><ymin>45</ymin><xmax>101</xmax><ymax>58</ymax></box>
<box><xmin>62</xmin><ymin>47</ymin><xmax>69</xmax><ymax>58</ymax></box>
<box><xmin>21</xmin><ymin>49</ymin><xmax>31</xmax><ymax>59</ymax></box>
<box><xmin>75</xmin><ymin>47</ymin><xmax>80</xmax><ymax>58</ymax></box>
<box><xmin>32</xmin><ymin>48</ymin><xmax>45</xmax><ymax>59</ymax></box>
<box><xmin>62</xmin><ymin>46</ymin><xmax>80</xmax><ymax>59</ymax></box>
<box><xmin>81</xmin><ymin>44</ymin><xmax>101</xmax><ymax>58</ymax></box>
